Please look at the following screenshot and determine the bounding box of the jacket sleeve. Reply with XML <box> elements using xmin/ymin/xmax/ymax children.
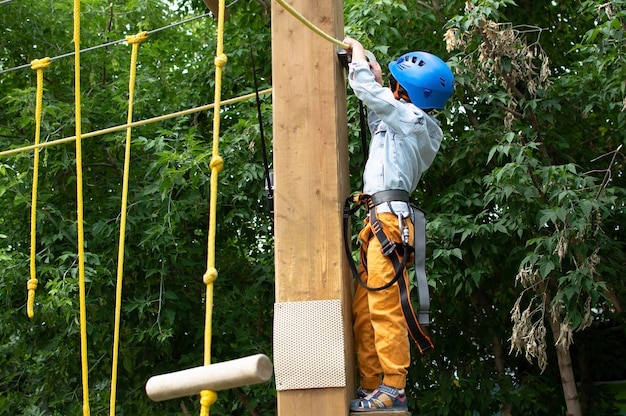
<box><xmin>348</xmin><ymin>59</ymin><xmax>426</xmax><ymax>137</ymax></box>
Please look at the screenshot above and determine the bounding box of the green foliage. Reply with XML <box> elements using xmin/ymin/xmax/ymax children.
<box><xmin>421</xmin><ymin>0</ymin><xmax>626</xmax><ymax>414</ymax></box>
<box><xmin>1</xmin><ymin>0</ymin><xmax>274</xmax><ymax>415</ymax></box>
<box><xmin>1</xmin><ymin>0</ymin><xmax>625</xmax><ymax>415</ymax></box>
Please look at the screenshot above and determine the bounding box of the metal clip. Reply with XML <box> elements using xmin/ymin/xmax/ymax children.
<box><xmin>400</xmin><ymin>215</ymin><xmax>410</xmax><ymax>245</ymax></box>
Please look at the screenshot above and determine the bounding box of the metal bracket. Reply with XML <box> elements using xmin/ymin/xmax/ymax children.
<box><xmin>336</xmin><ymin>47</ymin><xmax>351</xmax><ymax>70</ymax></box>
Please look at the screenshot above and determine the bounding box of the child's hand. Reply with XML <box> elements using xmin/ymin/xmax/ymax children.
<box><xmin>342</xmin><ymin>37</ymin><xmax>366</xmax><ymax>62</ymax></box>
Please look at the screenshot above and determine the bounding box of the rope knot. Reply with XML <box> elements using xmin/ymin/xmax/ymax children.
<box><xmin>203</xmin><ymin>268</ymin><xmax>218</xmax><ymax>285</ymax></box>
<box><xmin>200</xmin><ymin>389</ymin><xmax>218</xmax><ymax>408</ymax></box>
<box><xmin>27</xmin><ymin>278</ymin><xmax>39</xmax><ymax>291</ymax></box>
<box><xmin>210</xmin><ymin>155</ymin><xmax>224</xmax><ymax>172</ymax></box>
<box><xmin>27</xmin><ymin>278</ymin><xmax>38</xmax><ymax>318</ymax></box>
<box><xmin>214</xmin><ymin>53</ymin><xmax>228</xmax><ymax>68</ymax></box>
<box><xmin>126</xmin><ymin>31</ymin><xmax>149</xmax><ymax>45</ymax></box>
<box><xmin>30</xmin><ymin>58</ymin><xmax>51</xmax><ymax>70</ymax></box>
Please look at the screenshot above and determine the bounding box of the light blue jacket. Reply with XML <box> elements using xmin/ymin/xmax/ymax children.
<box><xmin>348</xmin><ymin>59</ymin><xmax>443</xmax><ymax>197</ymax></box>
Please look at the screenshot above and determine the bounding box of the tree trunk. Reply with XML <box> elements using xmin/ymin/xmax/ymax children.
<box><xmin>473</xmin><ymin>289</ymin><xmax>512</xmax><ymax>416</ymax></box>
<box><xmin>547</xmin><ymin>312</ymin><xmax>582</xmax><ymax>416</ymax></box>
<box><xmin>492</xmin><ymin>334</ymin><xmax>512</xmax><ymax>416</ymax></box>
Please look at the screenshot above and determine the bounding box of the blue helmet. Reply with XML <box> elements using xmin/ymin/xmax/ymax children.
<box><xmin>388</xmin><ymin>51</ymin><xmax>455</xmax><ymax>110</ymax></box>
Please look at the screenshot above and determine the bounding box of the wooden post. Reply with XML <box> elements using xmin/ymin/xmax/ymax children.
<box><xmin>271</xmin><ymin>0</ymin><xmax>354</xmax><ymax>414</ymax></box>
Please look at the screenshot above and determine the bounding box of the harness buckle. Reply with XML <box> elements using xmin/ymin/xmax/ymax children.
<box><xmin>371</xmin><ymin>219</ymin><xmax>396</xmax><ymax>256</ymax></box>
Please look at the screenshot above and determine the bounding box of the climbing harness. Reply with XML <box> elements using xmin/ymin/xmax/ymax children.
<box><xmin>343</xmin><ymin>190</ymin><xmax>434</xmax><ymax>354</ymax></box>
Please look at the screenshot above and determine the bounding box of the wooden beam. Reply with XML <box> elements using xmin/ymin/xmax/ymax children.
<box><xmin>202</xmin><ymin>0</ymin><xmax>230</xmax><ymax>20</ymax></box>
<box><xmin>271</xmin><ymin>0</ymin><xmax>354</xmax><ymax>414</ymax></box>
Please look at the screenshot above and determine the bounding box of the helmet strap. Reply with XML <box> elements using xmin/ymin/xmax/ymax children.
<box><xmin>391</xmin><ymin>77</ymin><xmax>411</xmax><ymax>102</ymax></box>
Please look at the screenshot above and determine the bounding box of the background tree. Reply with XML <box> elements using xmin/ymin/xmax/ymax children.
<box><xmin>1</xmin><ymin>0</ymin><xmax>625</xmax><ymax>415</ymax></box>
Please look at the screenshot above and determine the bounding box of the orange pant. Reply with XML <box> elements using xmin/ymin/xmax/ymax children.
<box><xmin>352</xmin><ymin>211</ymin><xmax>414</xmax><ymax>391</ymax></box>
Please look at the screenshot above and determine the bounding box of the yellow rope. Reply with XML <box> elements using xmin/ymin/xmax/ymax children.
<box><xmin>108</xmin><ymin>31</ymin><xmax>148</xmax><ymax>416</ymax></box>
<box><xmin>273</xmin><ymin>0</ymin><xmax>348</xmax><ymax>49</ymax></box>
<box><xmin>73</xmin><ymin>0</ymin><xmax>91</xmax><ymax>414</ymax></box>
<box><xmin>0</xmin><ymin>89</ymin><xmax>272</xmax><ymax>159</ymax></box>
<box><xmin>27</xmin><ymin>57</ymin><xmax>51</xmax><ymax>319</ymax></box>
<box><xmin>199</xmin><ymin>0</ymin><xmax>229</xmax><ymax>413</ymax></box>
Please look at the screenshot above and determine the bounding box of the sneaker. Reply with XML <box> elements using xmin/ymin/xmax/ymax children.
<box><xmin>350</xmin><ymin>384</ymin><xmax>408</xmax><ymax>412</ymax></box>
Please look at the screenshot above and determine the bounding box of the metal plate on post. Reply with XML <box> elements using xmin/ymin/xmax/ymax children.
<box><xmin>274</xmin><ymin>299</ymin><xmax>346</xmax><ymax>391</ymax></box>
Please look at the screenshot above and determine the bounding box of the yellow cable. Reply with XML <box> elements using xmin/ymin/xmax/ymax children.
<box><xmin>109</xmin><ymin>31</ymin><xmax>148</xmax><ymax>416</ymax></box>
<box><xmin>273</xmin><ymin>0</ymin><xmax>349</xmax><ymax>49</ymax></box>
<box><xmin>200</xmin><ymin>0</ymin><xmax>228</xmax><ymax>413</ymax></box>
<box><xmin>73</xmin><ymin>1</ymin><xmax>90</xmax><ymax>414</ymax></box>
<box><xmin>27</xmin><ymin>57</ymin><xmax>51</xmax><ymax>319</ymax></box>
<box><xmin>0</xmin><ymin>89</ymin><xmax>272</xmax><ymax>159</ymax></box>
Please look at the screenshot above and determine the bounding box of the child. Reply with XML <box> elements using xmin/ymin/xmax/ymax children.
<box><xmin>342</xmin><ymin>37</ymin><xmax>454</xmax><ymax>412</ymax></box>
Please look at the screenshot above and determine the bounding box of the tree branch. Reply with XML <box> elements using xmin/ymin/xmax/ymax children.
<box><xmin>590</xmin><ymin>144</ymin><xmax>623</xmax><ymax>201</ymax></box>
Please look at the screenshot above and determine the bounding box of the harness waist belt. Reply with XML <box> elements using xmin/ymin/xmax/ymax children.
<box><xmin>370</xmin><ymin>189</ymin><xmax>410</xmax><ymax>205</ymax></box>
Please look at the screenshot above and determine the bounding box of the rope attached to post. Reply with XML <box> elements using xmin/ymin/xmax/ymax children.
<box><xmin>109</xmin><ymin>31</ymin><xmax>148</xmax><ymax>416</ymax></box>
<box><xmin>201</xmin><ymin>0</ymin><xmax>228</xmax><ymax>413</ymax></box>
<box><xmin>273</xmin><ymin>0</ymin><xmax>349</xmax><ymax>49</ymax></box>
<box><xmin>27</xmin><ymin>57</ymin><xmax>51</xmax><ymax>319</ymax></box>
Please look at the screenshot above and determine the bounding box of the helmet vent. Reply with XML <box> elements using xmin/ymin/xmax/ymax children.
<box><xmin>439</xmin><ymin>77</ymin><xmax>447</xmax><ymax>87</ymax></box>
<box><xmin>410</xmin><ymin>56</ymin><xmax>426</xmax><ymax>66</ymax></box>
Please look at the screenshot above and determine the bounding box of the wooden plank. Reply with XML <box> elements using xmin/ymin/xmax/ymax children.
<box><xmin>202</xmin><ymin>0</ymin><xmax>229</xmax><ymax>19</ymax></box>
<box><xmin>271</xmin><ymin>0</ymin><xmax>353</xmax><ymax>414</ymax></box>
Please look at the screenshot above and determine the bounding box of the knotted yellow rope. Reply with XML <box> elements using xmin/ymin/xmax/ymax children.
<box><xmin>200</xmin><ymin>0</ymin><xmax>228</xmax><ymax>413</ymax></box>
<box><xmin>27</xmin><ymin>57</ymin><xmax>50</xmax><ymax>319</ymax></box>
<box><xmin>72</xmin><ymin>0</ymin><xmax>91</xmax><ymax>414</ymax></box>
<box><xmin>273</xmin><ymin>0</ymin><xmax>348</xmax><ymax>48</ymax></box>
<box><xmin>109</xmin><ymin>31</ymin><xmax>148</xmax><ymax>416</ymax></box>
